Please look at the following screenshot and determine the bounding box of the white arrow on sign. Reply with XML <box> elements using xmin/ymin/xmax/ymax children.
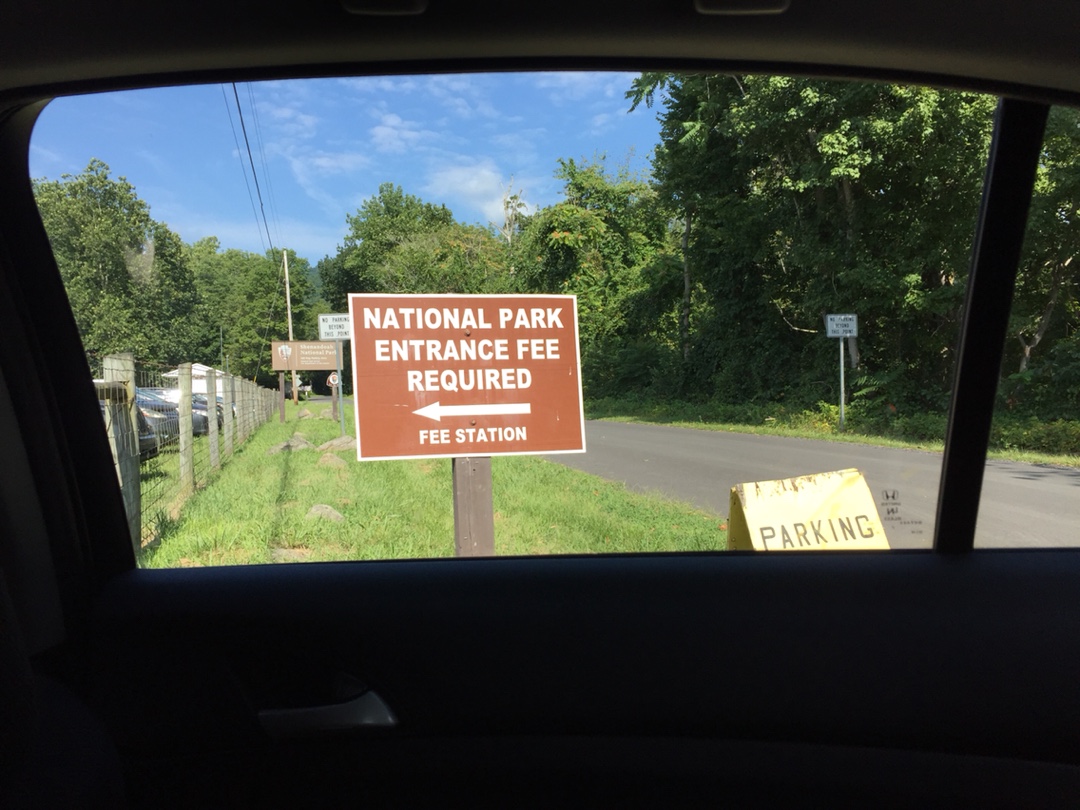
<box><xmin>413</xmin><ymin>401</ymin><xmax>532</xmax><ymax>422</ymax></box>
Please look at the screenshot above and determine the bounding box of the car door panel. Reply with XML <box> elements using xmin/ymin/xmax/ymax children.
<box><xmin>87</xmin><ymin>553</ymin><xmax>1080</xmax><ymax>805</ymax></box>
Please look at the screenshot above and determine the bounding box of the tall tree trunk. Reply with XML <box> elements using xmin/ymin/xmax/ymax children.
<box><xmin>1017</xmin><ymin>260</ymin><xmax>1066</xmax><ymax>373</ymax></box>
<box><xmin>681</xmin><ymin>209</ymin><xmax>693</xmax><ymax>362</ymax></box>
<box><xmin>840</xmin><ymin>177</ymin><xmax>856</xmax><ymax>246</ymax></box>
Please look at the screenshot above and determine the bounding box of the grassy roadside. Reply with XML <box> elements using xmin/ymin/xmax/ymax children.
<box><xmin>586</xmin><ymin>398</ymin><xmax>1080</xmax><ymax>469</ymax></box>
<box><xmin>142</xmin><ymin>401</ymin><xmax>726</xmax><ymax>568</ymax></box>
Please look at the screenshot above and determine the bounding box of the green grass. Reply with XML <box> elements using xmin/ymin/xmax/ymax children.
<box><xmin>138</xmin><ymin>432</ymin><xmax>219</xmax><ymax>543</ymax></box>
<box><xmin>141</xmin><ymin>401</ymin><xmax>726</xmax><ymax>568</ymax></box>
<box><xmin>586</xmin><ymin>397</ymin><xmax>1080</xmax><ymax>469</ymax></box>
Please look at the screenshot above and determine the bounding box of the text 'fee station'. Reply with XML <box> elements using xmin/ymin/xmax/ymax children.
<box><xmin>347</xmin><ymin>294</ymin><xmax>585</xmax><ymax>461</ymax></box>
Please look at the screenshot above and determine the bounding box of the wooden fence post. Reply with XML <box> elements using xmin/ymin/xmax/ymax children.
<box><xmin>223</xmin><ymin>373</ymin><xmax>235</xmax><ymax>459</ymax></box>
<box><xmin>207</xmin><ymin>368</ymin><xmax>220</xmax><ymax>470</ymax></box>
<box><xmin>179</xmin><ymin>362</ymin><xmax>194</xmax><ymax>495</ymax></box>
<box><xmin>245</xmin><ymin>380</ymin><xmax>251</xmax><ymax>438</ymax></box>
<box><xmin>237</xmin><ymin>380</ymin><xmax>247</xmax><ymax>443</ymax></box>
<box><xmin>102</xmin><ymin>352</ymin><xmax>141</xmax><ymax>550</ymax></box>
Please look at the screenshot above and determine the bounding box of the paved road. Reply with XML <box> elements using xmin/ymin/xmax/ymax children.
<box><xmin>547</xmin><ymin>421</ymin><xmax>1080</xmax><ymax>549</ymax></box>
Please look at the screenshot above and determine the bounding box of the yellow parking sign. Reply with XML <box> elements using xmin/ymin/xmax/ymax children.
<box><xmin>728</xmin><ymin>468</ymin><xmax>890</xmax><ymax>551</ymax></box>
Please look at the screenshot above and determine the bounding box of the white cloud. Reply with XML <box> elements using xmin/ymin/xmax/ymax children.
<box><xmin>532</xmin><ymin>71</ymin><xmax>635</xmax><ymax>105</ymax></box>
<box><xmin>303</xmin><ymin>151</ymin><xmax>371</xmax><ymax>175</ymax></box>
<box><xmin>370</xmin><ymin>113</ymin><xmax>439</xmax><ymax>154</ymax></box>
<box><xmin>338</xmin><ymin>76</ymin><xmax>421</xmax><ymax>95</ymax></box>
<box><xmin>282</xmin><ymin>152</ymin><xmax>365</xmax><ymax>216</ymax></box>
<box><xmin>263</xmin><ymin>105</ymin><xmax>319</xmax><ymax>140</ymax></box>
<box><xmin>424</xmin><ymin>159</ymin><xmax>536</xmax><ymax>226</ymax></box>
<box><xmin>423</xmin><ymin>75</ymin><xmax>499</xmax><ymax>119</ymax></box>
<box><xmin>28</xmin><ymin>143</ymin><xmax>65</xmax><ymax>174</ymax></box>
<box><xmin>588</xmin><ymin>108</ymin><xmax>639</xmax><ymax>137</ymax></box>
<box><xmin>135</xmin><ymin>148</ymin><xmax>171</xmax><ymax>176</ymax></box>
<box><xmin>490</xmin><ymin>128</ymin><xmax>547</xmax><ymax>164</ymax></box>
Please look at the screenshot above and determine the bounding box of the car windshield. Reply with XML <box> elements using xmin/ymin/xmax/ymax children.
<box><xmin>29</xmin><ymin>72</ymin><xmax>1080</xmax><ymax>565</ymax></box>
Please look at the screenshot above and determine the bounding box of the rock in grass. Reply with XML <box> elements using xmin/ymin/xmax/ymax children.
<box><xmin>297</xmin><ymin>408</ymin><xmax>313</xmax><ymax>420</ymax></box>
<box><xmin>317</xmin><ymin>452</ymin><xmax>347</xmax><ymax>469</ymax></box>
<box><xmin>306</xmin><ymin>504</ymin><xmax>344</xmax><ymax>522</ymax></box>
<box><xmin>318</xmin><ymin>435</ymin><xmax>357</xmax><ymax>452</ymax></box>
<box><xmin>266</xmin><ymin>435</ymin><xmax>316</xmax><ymax>455</ymax></box>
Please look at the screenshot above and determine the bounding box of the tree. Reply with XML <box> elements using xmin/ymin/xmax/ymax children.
<box><xmin>515</xmin><ymin>158</ymin><xmax>679</xmax><ymax>396</ymax></box>
<box><xmin>378</xmin><ymin>222</ymin><xmax>512</xmax><ymax>294</ymax></box>
<box><xmin>186</xmin><ymin>242</ymin><xmax>312</xmax><ymax>383</ymax></box>
<box><xmin>34</xmin><ymin>159</ymin><xmax>200</xmax><ymax>365</ymax></box>
<box><xmin>1011</xmin><ymin>107</ymin><xmax>1080</xmax><ymax>374</ymax></box>
<box><xmin>629</xmin><ymin>75</ymin><xmax>998</xmax><ymax>411</ymax></box>
<box><xmin>321</xmin><ymin>183</ymin><xmax>454</xmax><ymax>308</ymax></box>
<box><xmin>1000</xmin><ymin>106</ymin><xmax>1080</xmax><ymax>416</ymax></box>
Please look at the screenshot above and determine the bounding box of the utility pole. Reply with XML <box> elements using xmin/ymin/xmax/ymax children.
<box><xmin>283</xmin><ymin>250</ymin><xmax>299</xmax><ymax>404</ymax></box>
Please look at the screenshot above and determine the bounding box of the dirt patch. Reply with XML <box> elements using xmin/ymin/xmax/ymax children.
<box><xmin>271</xmin><ymin>547</ymin><xmax>312</xmax><ymax>562</ymax></box>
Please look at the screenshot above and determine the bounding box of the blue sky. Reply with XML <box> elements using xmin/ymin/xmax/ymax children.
<box><xmin>30</xmin><ymin>72</ymin><xmax>662</xmax><ymax>266</ymax></box>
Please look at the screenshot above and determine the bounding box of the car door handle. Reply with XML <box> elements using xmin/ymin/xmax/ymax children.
<box><xmin>258</xmin><ymin>689</ymin><xmax>398</xmax><ymax>738</ymax></box>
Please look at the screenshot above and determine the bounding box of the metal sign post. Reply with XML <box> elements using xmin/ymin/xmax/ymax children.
<box><xmin>319</xmin><ymin>314</ymin><xmax>352</xmax><ymax>438</ymax></box>
<box><xmin>840</xmin><ymin>337</ymin><xmax>846</xmax><ymax>431</ymax></box>
<box><xmin>825</xmin><ymin>314</ymin><xmax>858</xmax><ymax>431</ymax></box>
<box><xmin>335</xmin><ymin>341</ymin><xmax>345</xmax><ymax>437</ymax></box>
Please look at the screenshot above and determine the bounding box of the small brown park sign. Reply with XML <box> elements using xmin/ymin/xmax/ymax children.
<box><xmin>348</xmin><ymin>294</ymin><xmax>585</xmax><ymax>461</ymax></box>
<box><xmin>270</xmin><ymin>341</ymin><xmax>338</xmax><ymax>371</ymax></box>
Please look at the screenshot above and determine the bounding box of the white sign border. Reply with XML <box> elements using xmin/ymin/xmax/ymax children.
<box><xmin>318</xmin><ymin>312</ymin><xmax>353</xmax><ymax>342</ymax></box>
<box><xmin>347</xmin><ymin>292</ymin><xmax>587</xmax><ymax>462</ymax></box>
<box><xmin>826</xmin><ymin>313</ymin><xmax>859</xmax><ymax>339</ymax></box>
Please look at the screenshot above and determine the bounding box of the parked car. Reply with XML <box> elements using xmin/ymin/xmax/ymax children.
<box><xmin>193</xmin><ymin>393</ymin><xmax>224</xmax><ymax>430</ymax></box>
<box><xmin>134</xmin><ymin>387</ymin><xmax>180</xmax><ymax>447</ymax></box>
<box><xmin>142</xmin><ymin>386</ymin><xmax>211</xmax><ymax>435</ymax></box>
<box><xmin>97</xmin><ymin>398</ymin><xmax>160</xmax><ymax>460</ymax></box>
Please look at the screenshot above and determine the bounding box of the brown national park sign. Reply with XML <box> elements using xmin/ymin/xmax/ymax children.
<box><xmin>270</xmin><ymin>340</ymin><xmax>338</xmax><ymax>371</ymax></box>
<box><xmin>348</xmin><ymin>293</ymin><xmax>585</xmax><ymax>461</ymax></box>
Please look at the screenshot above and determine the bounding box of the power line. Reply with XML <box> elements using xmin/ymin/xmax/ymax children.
<box><xmin>231</xmin><ymin>82</ymin><xmax>276</xmax><ymax>255</ymax></box>
<box><xmin>246</xmin><ymin>83</ymin><xmax>283</xmax><ymax>248</ymax></box>
<box><xmin>221</xmin><ymin>82</ymin><xmax>290</xmax><ymax>381</ymax></box>
<box><xmin>220</xmin><ymin>84</ymin><xmax>266</xmax><ymax>255</ymax></box>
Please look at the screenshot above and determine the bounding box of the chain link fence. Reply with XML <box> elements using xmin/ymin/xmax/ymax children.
<box><xmin>94</xmin><ymin>353</ymin><xmax>277</xmax><ymax>551</ymax></box>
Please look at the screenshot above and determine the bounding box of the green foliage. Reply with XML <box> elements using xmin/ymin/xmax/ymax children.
<box><xmin>187</xmin><ymin>241</ymin><xmax>313</xmax><ymax>383</ymax></box>
<box><xmin>34</xmin><ymin>159</ymin><xmax>202</xmax><ymax>364</ymax></box>
<box><xmin>514</xmin><ymin>158</ymin><xmax>681</xmax><ymax>397</ymax></box>
<box><xmin>633</xmin><ymin>75</ymin><xmax>997</xmax><ymax>411</ymax></box>
<box><xmin>319</xmin><ymin>183</ymin><xmax>514</xmax><ymax>308</ymax></box>
<box><xmin>321</xmin><ymin>183</ymin><xmax>457</xmax><ymax>307</ymax></box>
<box><xmin>1002</xmin><ymin>106</ymin><xmax>1080</xmax><ymax>416</ymax></box>
<box><xmin>990</xmin><ymin>417</ymin><xmax>1080</xmax><ymax>455</ymax></box>
<box><xmin>34</xmin><ymin>162</ymin><xmax>318</xmax><ymax>384</ymax></box>
<box><xmin>378</xmin><ymin>222</ymin><xmax>514</xmax><ymax>294</ymax></box>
